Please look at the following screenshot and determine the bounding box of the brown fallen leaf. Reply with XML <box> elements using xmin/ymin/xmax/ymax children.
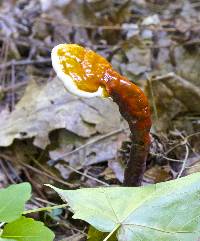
<box><xmin>144</xmin><ymin>164</ymin><xmax>172</xmax><ymax>183</ymax></box>
<box><xmin>146</xmin><ymin>72</ymin><xmax>200</xmax><ymax>133</ymax></box>
<box><xmin>50</xmin><ymin>128</ymin><xmax>128</xmax><ymax>179</ymax></box>
<box><xmin>0</xmin><ymin>77</ymin><xmax>124</xmax><ymax>149</ymax></box>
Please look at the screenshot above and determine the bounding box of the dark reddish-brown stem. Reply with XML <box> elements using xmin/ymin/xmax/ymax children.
<box><xmin>101</xmin><ymin>68</ymin><xmax>151</xmax><ymax>186</ymax></box>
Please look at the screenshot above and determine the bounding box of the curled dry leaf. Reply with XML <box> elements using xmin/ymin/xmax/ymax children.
<box><xmin>48</xmin><ymin>173</ymin><xmax>200</xmax><ymax>241</ymax></box>
<box><xmin>145</xmin><ymin>73</ymin><xmax>200</xmax><ymax>132</ymax></box>
<box><xmin>0</xmin><ymin>77</ymin><xmax>125</xmax><ymax>149</ymax></box>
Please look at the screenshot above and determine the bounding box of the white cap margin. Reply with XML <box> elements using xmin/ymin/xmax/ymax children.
<box><xmin>51</xmin><ymin>44</ymin><xmax>105</xmax><ymax>98</ymax></box>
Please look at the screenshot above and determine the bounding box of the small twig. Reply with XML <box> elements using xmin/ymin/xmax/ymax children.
<box><xmin>0</xmin><ymin>159</ymin><xmax>15</xmax><ymax>184</ymax></box>
<box><xmin>60</xmin><ymin>233</ymin><xmax>86</xmax><ymax>241</ymax></box>
<box><xmin>0</xmin><ymin>35</ymin><xmax>52</xmax><ymax>53</ymax></box>
<box><xmin>30</xmin><ymin>198</ymin><xmax>44</xmax><ymax>208</ymax></box>
<box><xmin>50</xmin><ymin>127</ymin><xmax>128</xmax><ymax>165</ymax></box>
<box><xmin>0</xmin><ymin>39</ymin><xmax>9</xmax><ymax>85</ymax></box>
<box><xmin>6</xmin><ymin>160</ymin><xmax>22</xmax><ymax>182</ymax></box>
<box><xmin>185</xmin><ymin>131</ymin><xmax>200</xmax><ymax>140</ymax></box>
<box><xmin>63</xmin><ymin>164</ymin><xmax>109</xmax><ymax>186</ymax></box>
<box><xmin>177</xmin><ymin>144</ymin><xmax>190</xmax><ymax>178</ymax></box>
<box><xmin>11</xmin><ymin>60</ymin><xmax>16</xmax><ymax>110</ymax></box>
<box><xmin>146</xmin><ymin>74</ymin><xmax>159</xmax><ymax>126</ymax></box>
<box><xmin>19</xmin><ymin>162</ymin><xmax>76</xmax><ymax>188</ymax></box>
<box><xmin>0</xmin><ymin>58</ymin><xmax>51</xmax><ymax>70</ymax></box>
<box><xmin>149</xmin><ymin>152</ymin><xmax>183</xmax><ymax>163</ymax></box>
<box><xmin>41</xmin><ymin>14</ymin><xmax>182</xmax><ymax>32</ymax></box>
<box><xmin>185</xmin><ymin>162</ymin><xmax>200</xmax><ymax>170</ymax></box>
<box><xmin>22</xmin><ymin>167</ymin><xmax>47</xmax><ymax>199</ymax></box>
<box><xmin>41</xmin><ymin>15</ymin><xmax>138</xmax><ymax>30</ymax></box>
<box><xmin>165</xmin><ymin>131</ymin><xmax>200</xmax><ymax>156</ymax></box>
<box><xmin>183</xmin><ymin>155</ymin><xmax>200</xmax><ymax>169</ymax></box>
<box><xmin>28</xmin><ymin>153</ymin><xmax>61</xmax><ymax>181</ymax></box>
<box><xmin>103</xmin><ymin>224</ymin><xmax>120</xmax><ymax>241</ymax></box>
<box><xmin>23</xmin><ymin>204</ymin><xmax>67</xmax><ymax>215</ymax></box>
<box><xmin>58</xmin><ymin>220</ymin><xmax>87</xmax><ymax>236</ymax></box>
<box><xmin>34</xmin><ymin>197</ymin><xmax>58</xmax><ymax>206</ymax></box>
<box><xmin>176</xmin><ymin>132</ymin><xmax>191</xmax><ymax>178</ymax></box>
<box><xmin>1</xmin><ymin>80</ymin><xmax>28</xmax><ymax>93</ymax></box>
<box><xmin>165</xmin><ymin>142</ymin><xmax>184</xmax><ymax>156</ymax></box>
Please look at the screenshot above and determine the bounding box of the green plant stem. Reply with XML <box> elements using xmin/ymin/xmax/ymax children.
<box><xmin>23</xmin><ymin>204</ymin><xmax>67</xmax><ymax>214</ymax></box>
<box><xmin>103</xmin><ymin>223</ymin><xmax>120</xmax><ymax>241</ymax></box>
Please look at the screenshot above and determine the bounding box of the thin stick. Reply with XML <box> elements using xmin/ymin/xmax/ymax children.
<box><xmin>146</xmin><ymin>75</ymin><xmax>159</xmax><ymax>126</ymax></box>
<box><xmin>0</xmin><ymin>58</ymin><xmax>51</xmax><ymax>70</ymax></box>
<box><xmin>19</xmin><ymin>162</ymin><xmax>76</xmax><ymax>188</ymax></box>
<box><xmin>11</xmin><ymin>60</ymin><xmax>16</xmax><ymax>110</ymax></box>
<box><xmin>41</xmin><ymin>14</ymin><xmax>181</xmax><ymax>32</ymax></box>
<box><xmin>23</xmin><ymin>204</ymin><xmax>67</xmax><ymax>214</ymax></box>
<box><xmin>103</xmin><ymin>224</ymin><xmax>120</xmax><ymax>241</ymax></box>
<box><xmin>149</xmin><ymin>152</ymin><xmax>183</xmax><ymax>163</ymax></box>
<box><xmin>165</xmin><ymin>131</ymin><xmax>200</xmax><ymax>156</ymax></box>
<box><xmin>186</xmin><ymin>131</ymin><xmax>200</xmax><ymax>140</ymax></box>
<box><xmin>22</xmin><ymin>167</ymin><xmax>47</xmax><ymax>199</ymax></box>
<box><xmin>2</xmin><ymin>80</ymin><xmax>28</xmax><ymax>93</ymax></box>
<box><xmin>177</xmin><ymin>145</ymin><xmax>190</xmax><ymax>178</ymax></box>
<box><xmin>0</xmin><ymin>159</ymin><xmax>16</xmax><ymax>184</ymax></box>
<box><xmin>51</xmin><ymin>127</ymin><xmax>128</xmax><ymax>164</ymax></box>
<box><xmin>63</xmin><ymin>164</ymin><xmax>109</xmax><ymax>186</ymax></box>
<box><xmin>34</xmin><ymin>197</ymin><xmax>58</xmax><ymax>206</ymax></box>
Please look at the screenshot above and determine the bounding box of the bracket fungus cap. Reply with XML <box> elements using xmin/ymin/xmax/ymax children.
<box><xmin>51</xmin><ymin>44</ymin><xmax>106</xmax><ymax>98</ymax></box>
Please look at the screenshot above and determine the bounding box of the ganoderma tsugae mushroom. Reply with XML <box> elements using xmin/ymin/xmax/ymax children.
<box><xmin>51</xmin><ymin>44</ymin><xmax>151</xmax><ymax>187</ymax></box>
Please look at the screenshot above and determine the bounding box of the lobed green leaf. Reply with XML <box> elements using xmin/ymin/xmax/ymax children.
<box><xmin>48</xmin><ymin>173</ymin><xmax>200</xmax><ymax>241</ymax></box>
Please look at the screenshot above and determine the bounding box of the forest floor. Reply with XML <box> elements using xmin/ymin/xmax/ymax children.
<box><xmin>0</xmin><ymin>0</ymin><xmax>200</xmax><ymax>240</ymax></box>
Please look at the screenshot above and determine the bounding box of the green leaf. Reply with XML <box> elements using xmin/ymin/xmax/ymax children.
<box><xmin>48</xmin><ymin>173</ymin><xmax>200</xmax><ymax>241</ymax></box>
<box><xmin>0</xmin><ymin>239</ymin><xmax>16</xmax><ymax>241</ymax></box>
<box><xmin>0</xmin><ymin>238</ymin><xmax>17</xmax><ymax>241</ymax></box>
<box><xmin>1</xmin><ymin>216</ymin><xmax>54</xmax><ymax>241</ymax></box>
<box><xmin>87</xmin><ymin>226</ymin><xmax>117</xmax><ymax>241</ymax></box>
<box><xmin>0</xmin><ymin>183</ymin><xmax>31</xmax><ymax>222</ymax></box>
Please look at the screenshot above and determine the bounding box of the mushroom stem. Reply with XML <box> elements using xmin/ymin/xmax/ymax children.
<box><xmin>124</xmin><ymin>138</ymin><xmax>149</xmax><ymax>186</ymax></box>
<box><xmin>101</xmin><ymin>68</ymin><xmax>151</xmax><ymax>186</ymax></box>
